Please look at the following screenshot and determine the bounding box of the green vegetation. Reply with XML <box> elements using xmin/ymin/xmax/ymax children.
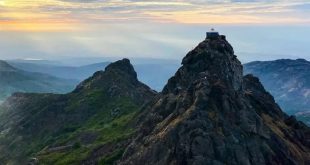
<box><xmin>0</xmin><ymin>59</ymin><xmax>155</xmax><ymax>164</ymax></box>
<box><xmin>36</xmin><ymin>98</ymin><xmax>138</xmax><ymax>164</ymax></box>
<box><xmin>0</xmin><ymin>90</ymin><xmax>140</xmax><ymax>164</ymax></box>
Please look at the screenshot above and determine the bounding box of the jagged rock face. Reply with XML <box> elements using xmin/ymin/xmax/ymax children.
<box><xmin>105</xmin><ymin>58</ymin><xmax>138</xmax><ymax>79</ymax></box>
<box><xmin>163</xmin><ymin>36</ymin><xmax>242</xmax><ymax>94</ymax></box>
<box><xmin>119</xmin><ymin>37</ymin><xmax>310</xmax><ymax>165</ymax></box>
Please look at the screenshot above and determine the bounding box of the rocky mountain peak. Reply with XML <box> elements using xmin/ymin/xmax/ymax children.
<box><xmin>163</xmin><ymin>35</ymin><xmax>243</xmax><ymax>94</ymax></box>
<box><xmin>74</xmin><ymin>59</ymin><xmax>156</xmax><ymax>103</ymax></box>
<box><xmin>105</xmin><ymin>58</ymin><xmax>137</xmax><ymax>79</ymax></box>
<box><xmin>119</xmin><ymin>34</ymin><xmax>310</xmax><ymax>165</ymax></box>
<box><xmin>75</xmin><ymin>59</ymin><xmax>137</xmax><ymax>91</ymax></box>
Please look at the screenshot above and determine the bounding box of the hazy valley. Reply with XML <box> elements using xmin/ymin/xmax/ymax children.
<box><xmin>0</xmin><ymin>60</ymin><xmax>77</xmax><ymax>103</ymax></box>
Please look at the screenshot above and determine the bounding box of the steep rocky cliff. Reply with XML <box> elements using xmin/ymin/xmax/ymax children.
<box><xmin>119</xmin><ymin>35</ymin><xmax>310</xmax><ymax>165</ymax></box>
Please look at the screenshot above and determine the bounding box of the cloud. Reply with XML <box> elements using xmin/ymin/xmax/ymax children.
<box><xmin>58</xmin><ymin>0</ymin><xmax>102</xmax><ymax>2</ymax></box>
<box><xmin>291</xmin><ymin>3</ymin><xmax>310</xmax><ymax>11</ymax></box>
<box><xmin>0</xmin><ymin>0</ymin><xmax>310</xmax><ymax>32</ymax></box>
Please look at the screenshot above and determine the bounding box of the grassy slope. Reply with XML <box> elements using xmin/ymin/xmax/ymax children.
<box><xmin>0</xmin><ymin>89</ymin><xmax>141</xmax><ymax>164</ymax></box>
<box><xmin>37</xmin><ymin>95</ymin><xmax>139</xmax><ymax>164</ymax></box>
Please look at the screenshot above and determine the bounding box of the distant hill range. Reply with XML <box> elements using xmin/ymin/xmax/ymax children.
<box><xmin>8</xmin><ymin>59</ymin><xmax>180</xmax><ymax>91</ymax></box>
<box><xmin>0</xmin><ymin>60</ymin><xmax>77</xmax><ymax>102</ymax></box>
<box><xmin>244</xmin><ymin>59</ymin><xmax>310</xmax><ymax>125</ymax></box>
<box><xmin>8</xmin><ymin>61</ymin><xmax>111</xmax><ymax>81</ymax></box>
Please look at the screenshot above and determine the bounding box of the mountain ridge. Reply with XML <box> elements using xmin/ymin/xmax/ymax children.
<box><xmin>119</xmin><ymin>35</ymin><xmax>310</xmax><ymax>165</ymax></box>
<box><xmin>8</xmin><ymin>59</ymin><xmax>179</xmax><ymax>91</ymax></box>
<box><xmin>0</xmin><ymin>58</ymin><xmax>156</xmax><ymax>164</ymax></box>
<box><xmin>0</xmin><ymin>60</ymin><xmax>77</xmax><ymax>102</ymax></box>
<box><xmin>244</xmin><ymin>58</ymin><xmax>310</xmax><ymax>125</ymax></box>
<box><xmin>0</xmin><ymin>34</ymin><xmax>309</xmax><ymax>164</ymax></box>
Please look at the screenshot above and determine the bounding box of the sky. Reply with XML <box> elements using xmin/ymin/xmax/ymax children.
<box><xmin>0</xmin><ymin>0</ymin><xmax>310</xmax><ymax>63</ymax></box>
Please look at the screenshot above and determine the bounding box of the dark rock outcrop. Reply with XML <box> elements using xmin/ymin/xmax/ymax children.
<box><xmin>119</xmin><ymin>36</ymin><xmax>310</xmax><ymax>165</ymax></box>
<box><xmin>105</xmin><ymin>58</ymin><xmax>138</xmax><ymax>79</ymax></box>
<box><xmin>74</xmin><ymin>58</ymin><xmax>155</xmax><ymax>105</ymax></box>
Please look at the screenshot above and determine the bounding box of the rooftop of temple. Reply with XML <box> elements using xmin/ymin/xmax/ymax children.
<box><xmin>206</xmin><ymin>28</ymin><xmax>220</xmax><ymax>39</ymax></box>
